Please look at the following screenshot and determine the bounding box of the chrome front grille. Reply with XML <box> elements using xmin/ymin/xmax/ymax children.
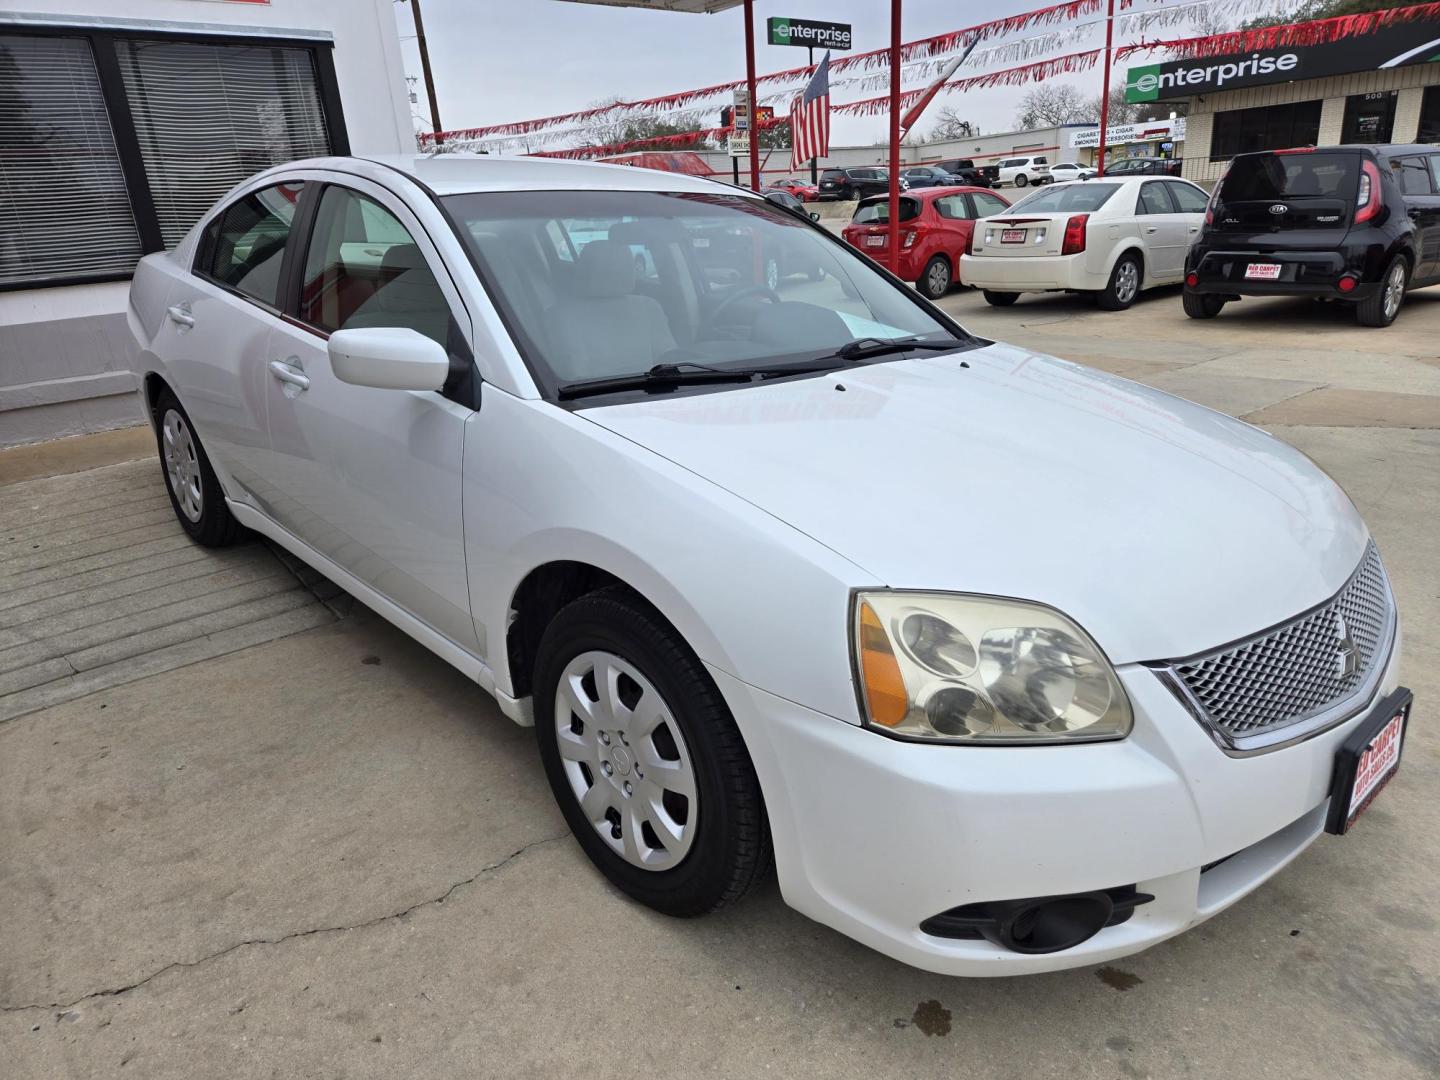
<box><xmin>1164</xmin><ymin>543</ymin><xmax>1393</xmax><ymax>746</ymax></box>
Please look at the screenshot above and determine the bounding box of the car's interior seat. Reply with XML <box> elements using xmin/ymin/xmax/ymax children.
<box><xmin>344</xmin><ymin>243</ymin><xmax>451</xmax><ymax>346</ymax></box>
<box><xmin>544</xmin><ymin>239</ymin><xmax>676</xmax><ymax>380</ymax></box>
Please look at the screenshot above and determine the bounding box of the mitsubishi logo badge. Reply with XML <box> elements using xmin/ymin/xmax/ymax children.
<box><xmin>1334</xmin><ymin>613</ymin><xmax>1359</xmax><ymax>679</ymax></box>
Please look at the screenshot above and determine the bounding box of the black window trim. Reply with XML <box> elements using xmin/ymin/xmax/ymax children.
<box><xmin>0</xmin><ymin>21</ymin><xmax>348</xmax><ymax>293</ymax></box>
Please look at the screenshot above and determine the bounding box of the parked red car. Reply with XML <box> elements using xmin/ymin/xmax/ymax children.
<box><xmin>765</xmin><ymin>177</ymin><xmax>818</xmax><ymax>201</ymax></box>
<box><xmin>841</xmin><ymin>186</ymin><xmax>1011</xmax><ymax>299</ymax></box>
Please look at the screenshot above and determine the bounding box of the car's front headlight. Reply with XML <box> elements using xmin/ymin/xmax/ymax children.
<box><xmin>852</xmin><ymin>592</ymin><xmax>1132</xmax><ymax>744</ymax></box>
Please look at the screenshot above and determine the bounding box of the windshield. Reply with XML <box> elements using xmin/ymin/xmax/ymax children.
<box><xmin>1219</xmin><ymin>152</ymin><xmax>1357</xmax><ymax>201</ymax></box>
<box><xmin>444</xmin><ymin>189</ymin><xmax>962</xmax><ymax>397</ymax></box>
<box><xmin>852</xmin><ymin>197</ymin><xmax>920</xmax><ymax>224</ymax></box>
<box><xmin>1006</xmin><ymin>182</ymin><xmax>1120</xmax><ymax>213</ymax></box>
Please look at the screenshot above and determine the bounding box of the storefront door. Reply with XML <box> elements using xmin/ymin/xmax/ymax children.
<box><xmin>1341</xmin><ymin>91</ymin><xmax>1397</xmax><ymax>143</ymax></box>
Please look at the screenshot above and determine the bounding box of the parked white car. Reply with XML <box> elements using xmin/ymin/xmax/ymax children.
<box><xmin>129</xmin><ymin>155</ymin><xmax>1408</xmax><ymax>977</ymax></box>
<box><xmin>1047</xmin><ymin>162</ymin><xmax>1096</xmax><ymax>182</ymax></box>
<box><xmin>996</xmin><ymin>155</ymin><xmax>1052</xmax><ymax>187</ymax></box>
<box><xmin>961</xmin><ymin>176</ymin><xmax>1211</xmax><ymax>309</ymax></box>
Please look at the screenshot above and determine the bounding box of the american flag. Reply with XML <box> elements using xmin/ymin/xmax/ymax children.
<box><xmin>789</xmin><ymin>51</ymin><xmax>831</xmax><ymax>172</ymax></box>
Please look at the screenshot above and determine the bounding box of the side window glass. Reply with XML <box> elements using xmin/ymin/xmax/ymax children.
<box><xmin>972</xmin><ymin>192</ymin><xmax>1009</xmax><ymax>216</ymax></box>
<box><xmin>1034</xmin><ymin>156</ymin><xmax>1048</xmax><ymax>165</ymax></box>
<box><xmin>1391</xmin><ymin>156</ymin><xmax>1432</xmax><ymax>196</ymax></box>
<box><xmin>205</xmin><ymin>182</ymin><xmax>304</xmax><ymax>306</ymax></box>
<box><xmin>1428</xmin><ymin>155</ymin><xmax>1440</xmax><ymax>191</ymax></box>
<box><xmin>1137</xmin><ymin>182</ymin><xmax>1174</xmax><ymax>215</ymax></box>
<box><xmin>299</xmin><ymin>186</ymin><xmax>452</xmax><ymax>347</ymax></box>
<box><xmin>1166</xmin><ymin>181</ymin><xmax>1210</xmax><ymax>213</ymax></box>
<box><xmin>544</xmin><ymin>220</ymin><xmax>576</xmax><ymax>263</ymax></box>
<box><xmin>934</xmin><ymin>194</ymin><xmax>973</xmax><ymax>220</ymax></box>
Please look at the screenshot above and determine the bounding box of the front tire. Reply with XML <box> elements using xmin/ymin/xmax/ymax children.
<box><xmin>1355</xmin><ymin>255</ymin><xmax>1408</xmax><ymax>327</ymax></box>
<box><xmin>919</xmin><ymin>255</ymin><xmax>952</xmax><ymax>300</ymax></box>
<box><xmin>1182</xmin><ymin>291</ymin><xmax>1226</xmax><ymax>319</ymax></box>
<box><xmin>152</xmin><ymin>389</ymin><xmax>245</xmax><ymax>547</ymax></box>
<box><xmin>1097</xmin><ymin>252</ymin><xmax>1142</xmax><ymax>311</ymax></box>
<box><xmin>983</xmin><ymin>289</ymin><xmax>1019</xmax><ymax>307</ymax></box>
<box><xmin>533</xmin><ymin>587</ymin><xmax>771</xmax><ymax>917</ymax></box>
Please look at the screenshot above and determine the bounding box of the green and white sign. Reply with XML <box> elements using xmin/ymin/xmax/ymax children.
<box><xmin>767</xmin><ymin>17</ymin><xmax>852</xmax><ymax>51</ymax></box>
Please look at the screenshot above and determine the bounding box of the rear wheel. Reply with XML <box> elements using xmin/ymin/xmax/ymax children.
<box><xmin>1355</xmin><ymin>256</ymin><xmax>1408</xmax><ymax>327</ymax></box>
<box><xmin>983</xmin><ymin>290</ymin><xmax>1019</xmax><ymax>307</ymax></box>
<box><xmin>153</xmin><ymin>389</ymin><xmax>245</xmax><ymax>547</ymax></box>
<box><xmin>1182</xmin><ymin>291</ymin><xmax>1226</xmax><ymax>319</ymax></box>
<box><xmin>1013</xmin><ymin>174</ymin><xmax>1029</xmax><ymax>188</ymax></box>
<box><xmin>919</xmin><ymin>255</ymin><xmax>952</xmax><ymax>300</ymax></box>
<box><xmin>533</xmin><ymin>587</ymin><xmax>771</xmax><ymax>917</ymax></box>
<box><xmin>1097</xmin><ymin>252</ymin><xmax>1142</xmax><ymax>311</ymax></box>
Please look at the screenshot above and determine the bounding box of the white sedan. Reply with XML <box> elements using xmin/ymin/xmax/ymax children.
<box><xmin>1047</xmin><ymin>162</ymin><xmax>1096</xmax><ymax>182</ymax></box>
<box><xmin>961</xmin><ymin>175</ymin><xmax>1211</xmax><ymax>309</ymax></box>
<box><xmin>128</xmin><ymin>154</ymin><xmax>1406</xmax><ymax>977</ymax></box>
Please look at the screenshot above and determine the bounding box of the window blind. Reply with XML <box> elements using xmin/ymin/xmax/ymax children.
<box><xmin>116</xmin><ymin>38</ymin><xmax>331</xmax><ymax>248</ymax></box>
<box><xmin>0</xmin><ymin>35</ymin><xmax>142</xmax><ymax>286</ymax></box>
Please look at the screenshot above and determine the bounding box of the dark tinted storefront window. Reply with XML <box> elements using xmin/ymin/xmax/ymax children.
<box><xmin>1211</xmin><ymin>100</ymin><xmax>1322</xmax><ymax>161</ymax></box>
<box><xmin>1340</xmin><ymin>90</ymin><xmax>1397</xmax><ymax>144</ymax></box>
<box><xmin>1418</xmin><ymin>86</ymin><xmax>1440</xmax><ymax>144</ymax></box>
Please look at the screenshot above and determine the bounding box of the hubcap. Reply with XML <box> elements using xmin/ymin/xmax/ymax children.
<box><xmin>1114</xmin><ymin>260</ymin><xmax>1139</xmax><ymax>304</ymax></box>
<box><xmin>1383</xmin><ymin>263</ymin><xmax>1405</xmax><ymax>318</ymax></box>
<box><xmin>927</xmin><ymin>261</ymin><xmax>949</xmax><ymax>295</ymax></box>
<box><xmin>161</xmin><ymin>409</ymin><xmax>203</xmax><ymax>522</ymax></box>
<box><xmin>554</xmin><ymin>650</ymin><xmax>698</xmax><ymax>871</ymax></box>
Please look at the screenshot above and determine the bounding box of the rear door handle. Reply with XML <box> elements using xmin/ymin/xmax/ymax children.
<box><xmin>268</xmin><ymin>360</ymin><xmax>310</xmax><ymax>391</ymax></box>
<box><xmin>166</xmin><ymin>304</ymin><xmax>194</xmax><ymax>328</ymax></box>
<box><xmin>1144</xmin><ymin>225</ymin><xmax>1159</xmax><ymax>234</ymax></box>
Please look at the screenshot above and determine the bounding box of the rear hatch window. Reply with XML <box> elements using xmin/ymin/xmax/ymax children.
<box><xmin>852</xmin><ymin>197</ymin><xmax>921</xmax><ymax>224</ymax></box>
<box><xmin>1004</xmin><ymin>183</ymin><xmax>1120</xmax><ymax>214</ymax></box>
<box><xmin>1214</xmin><ymin>152</ymin><xmax>1357</xmax><ymax>231</ymax></box>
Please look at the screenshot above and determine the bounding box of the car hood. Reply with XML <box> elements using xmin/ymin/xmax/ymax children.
<box><xmin>581</xmin><ymin>342</ymin><xmax>1368</xmax><ymax>664</ymax></box>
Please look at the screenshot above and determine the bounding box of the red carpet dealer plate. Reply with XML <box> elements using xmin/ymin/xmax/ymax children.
<box><xmin>1327</xmin><ymin>689</ymin><xmax>1412</xmax><ymax>835</ymax></box>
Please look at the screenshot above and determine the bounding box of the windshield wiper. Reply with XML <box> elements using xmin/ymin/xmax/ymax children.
<box><xmin>557</xmin><ymin>360</ymin><xmax>840</xmax><ymax>401</ymax></box>
<box><xmin>833</xmin><ymin>336</ymin><xmax>970</xmax><ymax>361</ymax></box>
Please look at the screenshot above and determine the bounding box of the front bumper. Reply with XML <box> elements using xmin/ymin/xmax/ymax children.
<box><xmin>708</xmin><ymin>623</ymin><xmax>1403</xmax><ymax>976</ymax></box>
<box><xmin>959</xmin><ymin>252</ymin><xmax>1101</xmax><ymax>292</ymax></box>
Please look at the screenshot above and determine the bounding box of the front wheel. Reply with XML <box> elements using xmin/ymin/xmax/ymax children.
<box><xmin>533</xmin><ymin>587</ymin><xmax>771</xmax><ymax>917</ymax></box>
<box><xmin>1097</xmin><ymin>253</ymin><xmax>1142</xmax><ymax>311</ymax></box>
<box><xmin>1355</xmin><ymin>256</ymin><xmax>1408</xmax><ymax>327</ymax></box>
<box><xmin>1182</xmin><ymin>291</ymin><xmax>1226</xmax><ymax>319</ymax></box>
<box><xmin>919</xmin><ymin>255</ymin><xmax>952</xmax><ymax>300</ymax></box>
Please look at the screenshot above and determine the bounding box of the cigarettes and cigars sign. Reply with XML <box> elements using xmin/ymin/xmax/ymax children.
<box><xmin>1125</xmin><ymin>19</ymin><xmax>1440</xmax><ymax>102</ymax></box>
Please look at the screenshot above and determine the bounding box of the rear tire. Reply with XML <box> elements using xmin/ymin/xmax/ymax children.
<box><xmin>1014</xmin><ymin>174</ymin><xmax>1029</xmax><ymax>188</ymax></box>
<box><xmin>983</xmin><ymin>290</ymin><xmax>1019</xmax><ymax>307</ymax></box>
<box><xmin>1182</xmin><ymin>291</ymin><xmax>1226</xmax><ymax>319</ymax></box>
<box><xmin>1097</xmin><ymin>252</ymin><xmax>1142</xmax><ymax>311</ymax></box>
<box><xmin>1355</xmin><ymin>255</ymin><xmax>1408</xmax><ymax>327</ymax></box>
<box><xmin>919</xmin><ymin>255</ymin><xmax>952</xmax><ymax>300</ymax></box>
<box><xmin>533</xmin><ymin>586</ymin><xmax>771</xmax><ymax>917</ymax></box>
<box><xmin>152</xmin><ymin>389</ymin><xmax>245</xmax><ymax>548</ymax></box>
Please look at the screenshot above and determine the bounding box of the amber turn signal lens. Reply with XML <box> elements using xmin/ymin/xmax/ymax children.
<box><xmin>858</xmin><ymin>601</ymin><xmax>908</xmax><ymax>727</ymax></box>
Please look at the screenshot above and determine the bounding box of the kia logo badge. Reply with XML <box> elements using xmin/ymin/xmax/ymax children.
<box><xmin>1269</xmin><ymin>203</ymin><xmax>1289</xmax><ymax>215</ymax></box>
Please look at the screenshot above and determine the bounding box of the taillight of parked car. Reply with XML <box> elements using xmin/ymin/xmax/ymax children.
<box><xmin>903</xmin><ymin>229</ymin><xmax>919</xmax><ymax>249</ymax></box>
<box><xmin>1355</xmin><ymin>159</ymin><xmax>1383</xmax><ymax>224</ymax></box>
<box><xmin>1061</xmin><ymin>214</ymin><xmax>1088</xmax><ymax>255</ymax></box>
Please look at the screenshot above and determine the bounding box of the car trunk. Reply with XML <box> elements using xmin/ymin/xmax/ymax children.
<box><xmin>1209</xmin><ymin>151</ymin><xmax>1359</xmax><ymax>249</ymax></box>
<box><xmin>974</xmin><ymin>215</ymin><xmax>1070</xmax><ymax>257</ymax></box>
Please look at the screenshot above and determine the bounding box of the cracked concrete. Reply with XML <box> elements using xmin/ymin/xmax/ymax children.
<box><xmin>2</xmin><ymin>288</ymin><xmax>1438</xmax><ymax>1078</ymax></box>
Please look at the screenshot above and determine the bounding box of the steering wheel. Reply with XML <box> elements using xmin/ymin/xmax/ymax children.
<box><xmin>704</xmin><ymin>284</ymin><xmax>782</xmax><ymax>335</ymax></box>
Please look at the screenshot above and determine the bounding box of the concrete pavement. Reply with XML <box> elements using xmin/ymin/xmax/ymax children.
<box><xmin>2</xmin><ymin>289</ymin><xmax>1438</xmax><ymax>1078</ymax></box>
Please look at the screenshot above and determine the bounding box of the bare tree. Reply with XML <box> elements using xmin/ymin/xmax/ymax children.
<box><xmin>1014</xmin><ymin>84</ymin><xmax>1092</xmax><ymax>129</ymax></box>
<box><xmin>927</xmin><ymin>105</ymin><xmax>976</xmax><ymax>142</ymax></box>
<box><xmin>1086</xmin><ymin>87</ymin><xmax>1137</xmax><ymax>127</ymax></box>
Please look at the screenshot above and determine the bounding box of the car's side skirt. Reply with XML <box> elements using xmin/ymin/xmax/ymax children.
<box><xmin>226</xmin><ymin>500</ymin><xmax>535</xmax><ymax>728</ymax></box>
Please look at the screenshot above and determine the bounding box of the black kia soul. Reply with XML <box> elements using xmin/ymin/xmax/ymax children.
<box><xmin>1183</xmin><ymin>145</ymin><xmax>1440</xmax><ymax>327</ymax></box>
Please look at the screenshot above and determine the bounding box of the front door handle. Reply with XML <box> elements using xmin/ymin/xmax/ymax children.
<box><xmin>268</xmin><ymin>359</ymin><xmax>310</xmax><ymax>391</ymax></box>
<box><xmin>166</xmin><ymin>304</ymin><xmax>194</xmax><ymax>328</ymax></box>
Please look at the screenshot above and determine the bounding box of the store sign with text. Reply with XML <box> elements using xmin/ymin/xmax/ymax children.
<box><xmin>1125</xmin><ymin>20</ymin><xmax>1440</xmax><ymax>101</ymax></box>
<box><xmin>1070</xmin><ymin>117</ymin><xmax>1186</xmax><ymax>148</ymax></box>
<box><xmin>767</xmin><ymin>17</ymin><xmax>852</xmax><ymax>51</ymax></box>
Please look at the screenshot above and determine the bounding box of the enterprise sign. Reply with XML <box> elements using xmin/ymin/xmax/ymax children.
<box><xmin>1125</xmin><ymin>20</ymin><xmax>1440</xmax><ymax>102</ymax></box>
<box><xmin>767</xmin><ymin>17</ymin><xmax>852</xmax><ymax>51</ymax></box>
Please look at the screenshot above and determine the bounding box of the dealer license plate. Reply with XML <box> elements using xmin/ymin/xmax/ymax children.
<box><xmin>1244</xmin><ymin>262</ymin><xmax>1283</xmax><ymax>280</ymax></box>
<box><xmin>1001</xmin><ymin>229</ymin><xmax>1025</xmax><ymax>244</ymax></box>
<box><xmin>864</xmin><ymin>235</ymin><xmax>885</xmax><ymax>248</ymax></box>
<box><xmin>1326</xmin><ymin>689</ymin><xmax>1411</xmax><ymax>835</ymax></box>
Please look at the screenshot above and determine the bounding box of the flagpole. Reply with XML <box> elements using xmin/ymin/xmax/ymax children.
<box><xmin>887</xmin><ymin>0</ymin><xmax>902</xmax><ymax>279</ymax></box>
<box><xmin>1097</xmin><ymin>0</ymin><xmax>1115</xmax><ymax>177</ymax></box>
<box><xmin>808</xmin><ymin>45</ymin><xmax>818</xmax><ymax>186</ymax></box>
<box><xmin>744</xmin><ymin>0</ymin><xmax>761</xmax><ymax>192</ymax></box>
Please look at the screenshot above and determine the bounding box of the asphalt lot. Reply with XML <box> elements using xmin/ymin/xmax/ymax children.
<box><xmin>2</xmin><ymin>286</ymin><xmax>1438</xmax><ymax>1079</ymax></box>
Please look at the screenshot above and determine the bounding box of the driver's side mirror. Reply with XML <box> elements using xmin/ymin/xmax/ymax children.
<box><xmin>328</xmin><ymin>327</ymin><xmax>449</xmax><ymax>391</ymax></box>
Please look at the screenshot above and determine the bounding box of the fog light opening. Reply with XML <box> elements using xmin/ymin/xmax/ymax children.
<box><xmin>981</xmin><ymin>893</ymin><xmax>1114</xmax><ymax>954</ymax></box>
<box><xmin>1337</xmin><ymin>274</ymin><xmax>1358</xmax><ymax>293</ymax></box>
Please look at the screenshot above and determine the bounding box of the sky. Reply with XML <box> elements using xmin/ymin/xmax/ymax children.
<box><xmin>390</xmin><ymin>0</ymin><xmax>1195</xmax><ymax>149</ymax></box>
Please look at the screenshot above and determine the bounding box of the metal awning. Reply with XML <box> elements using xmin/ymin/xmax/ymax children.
<box><xmin>555</xmin><ymin>1</ymin><xmax>743</xmax><ymax>12</ymax></box>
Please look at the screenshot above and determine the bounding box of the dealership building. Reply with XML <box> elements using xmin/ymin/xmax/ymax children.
<box><xmin>1126</xmin><ymin>18</ymin><xmax>1440</xmax><ymax>184</ymax></box>
<box><xmin>0</xmin><ymin>0</ymin><xmax>414</xmax><ymax>447</ymax></box>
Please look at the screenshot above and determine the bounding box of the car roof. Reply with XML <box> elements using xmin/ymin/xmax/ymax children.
<box><xmin>856</xmin><ymin>185</ymin><xmax>990</xmax><ymax>202</ymax></box>
<box><xmin>254</xmin><ymin>153</ymin><xmax>753</xmax><ymax>198</ymax></box>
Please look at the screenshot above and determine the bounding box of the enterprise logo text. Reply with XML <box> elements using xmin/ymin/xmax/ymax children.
<box><xmin>1134</xmin><ymin>52</ymin><xmax>1298</xmax><ymax>93</ymax></box>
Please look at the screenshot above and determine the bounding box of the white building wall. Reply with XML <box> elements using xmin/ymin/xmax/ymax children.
<box><xmin>1180</xmin><ymin>64</ymin><xmax>1440</xmax><ymax>183</ymax></box>
<box><xmin>0</xmin><ymin>0</ymin><xmax>413</xmax><ymax>447</ymax></box>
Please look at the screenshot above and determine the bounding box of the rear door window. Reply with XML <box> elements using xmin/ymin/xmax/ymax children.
<box><xmin>971</xmin><ymin>191</ymin><xmax>1010</xmax><ymax>217</ymax></box>
<box><xmin>1390</xmin><ymin>155</ymin><xmax>1433</xmax><ymax>196</ymax></box>
<box><xmin>1137</xmin><ymin>181</ymin><xmax>1175</xmax><ymax>215</ymax></box>
<box><xmin>201</xmin><ymin>181</ymin><xmax>304</xmax><ymax>307</ymax></box>
<box><xmin>1164</xmin><ymin>181</ymin><xmax>1211</xmax><ymax>213</ymax></box>
<box><xmin>933</xmin><ymin>194</ymin><xmax>973</xmax><ymax>220</ymax></box>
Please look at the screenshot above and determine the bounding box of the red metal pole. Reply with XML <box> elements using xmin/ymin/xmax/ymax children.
<box><xmin>1096</xmin><ymin>0</ymin><xmax>1115</xmax><ymax>177</ymax></box>
<box><xmin>744</xmin><ymin>0</ymin><xmax>760</xmax><ymax>191</ymax></box>
<box><xmin>888</xmin><ymin>0</ymin><xmax>902</xmax><ymax>276</ymax></box>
